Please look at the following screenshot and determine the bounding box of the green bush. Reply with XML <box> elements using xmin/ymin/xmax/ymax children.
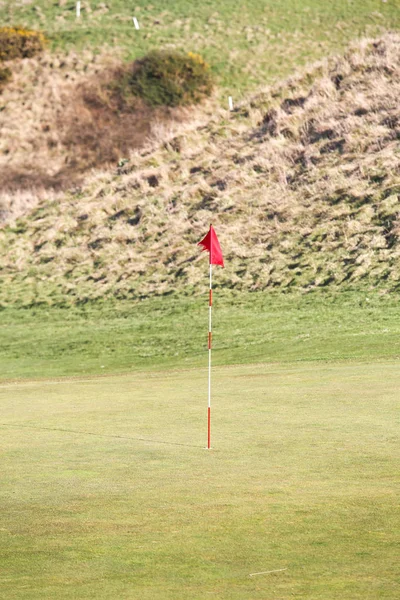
<box><xmin>122</xmin><ymin>50</ymin><xmax>214</xmax><ymax>107</ymax></box>
<box><xmin>0</xmin><ymin>26</ymin><xmax>46</xmax><ymax>61</ymax></box>
<box><xmin>0</xmin><ymin>66</ymin><xmax>12</xmax><ymax>93</ymax></box>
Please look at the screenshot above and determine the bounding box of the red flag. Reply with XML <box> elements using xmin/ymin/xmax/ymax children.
<box><xmin>198</xmin><ymin>225</ymin><xmax>224</xmax><ymax>267</ymax></box>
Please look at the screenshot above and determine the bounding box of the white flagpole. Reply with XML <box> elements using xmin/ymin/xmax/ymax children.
<box><xmin>208</xmin><ymin>261</ymin><xmax>212</xmax><ymax>449</ymax></box>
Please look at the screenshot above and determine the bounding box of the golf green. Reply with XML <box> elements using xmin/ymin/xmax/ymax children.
<box><xmin>1</xmin><ymin>361</ymin><xmax>398</xmax><ymax>599</ymax></box>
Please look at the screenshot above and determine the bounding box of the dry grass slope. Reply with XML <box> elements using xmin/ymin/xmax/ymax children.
<box><xmin>1</xmin><ymin>34</ymin><xmax>400</xmax><ymax>306</ymax></box>
<box><xmin>0</xmin><ymin>51</ymin><xmax>109</xmax><ymax>208</ymax></box>
<box><xmin>0</xmin><ymin>49</ymin><xmax>198</xmax><ymax>220</ymax></box>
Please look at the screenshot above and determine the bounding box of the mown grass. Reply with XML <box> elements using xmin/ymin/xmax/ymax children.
<box><xmin>2</xmin><ymin>290</ymin><xmax>400</xmax><ymax>381</ymax></box>
<box><xmin>1</xmin><ymin>0</ymin><xmax>400</xmax><ymax>96</ymax></box>
<box><xmin>1</xmin><ymin>358</ymin><xmax>399</xmax><ymax>599</ymax></box>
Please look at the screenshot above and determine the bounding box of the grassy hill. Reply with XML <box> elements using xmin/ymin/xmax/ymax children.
<box><xmin>2</xmin><ymin>0</ymin><xmax>400</xmax><ymax>96</ymax></box>
<box><xmin>2</xmin><ymin>1</ymin><xmax>399</xmax><ymax>202</ymax></box>
<box><xmin>0</xmin><ymin>47</ymin><xmax>193</xmax><ymax>204</ymax></box>
<box><xmin>1</xmin><ymin>33</ymin><xmax>400</xmax><ymax>306</ymax></box>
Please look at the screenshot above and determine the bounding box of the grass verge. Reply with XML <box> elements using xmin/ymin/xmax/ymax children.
<box><xmin>1</xmin><ymin>290</ymin><xmax>400</xmax><ymax>381</ymax></box>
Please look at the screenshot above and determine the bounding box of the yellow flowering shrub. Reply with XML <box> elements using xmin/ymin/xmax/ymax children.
<box><xmin>0</xmin><ymin>26</ymin><xmax>46</xmax><ymax>61</ymax></box>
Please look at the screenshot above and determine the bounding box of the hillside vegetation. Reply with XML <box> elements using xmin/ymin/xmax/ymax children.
<box><xmin>0</xmin><ymin>49</ymin><xmax>206</xmax><ymax>207</ymax></box>
<box><xmin>1</xmin><ymin>33</ymin><xmax>400</xmax><ymax>306</ymax></box>
<box><xmin>1</xmin><ymin>0</ymin><xmax>399</xmax><ymax>204</ymax></box>
<box><xmin>2</xmin><ymin>0</ymin><xmax>400</xmax><ymax>95</ymax></box>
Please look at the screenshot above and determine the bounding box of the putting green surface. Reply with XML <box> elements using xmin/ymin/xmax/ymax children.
<box><xmin>1</xmin><ymin>361</ymin><xmax>399</xmax><ymax>599</ymax></box>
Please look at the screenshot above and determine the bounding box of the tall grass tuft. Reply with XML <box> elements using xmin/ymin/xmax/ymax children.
<box><xmin>0</xmin><ymin>66</ymin><xmax>11</xmax><ymax>92</ymax></box>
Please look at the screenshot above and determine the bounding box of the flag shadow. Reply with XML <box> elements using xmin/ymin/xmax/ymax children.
<box><xmin>1</xmin><ymin>423</ymin><xmax>203</xmax><ymax>449</ymax></box>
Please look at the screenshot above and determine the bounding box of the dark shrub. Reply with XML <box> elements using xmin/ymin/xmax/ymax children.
<box><xmin>121</xmin><ymin>50</ymin><xmax>213</xmax><ymax>107</ymax></box>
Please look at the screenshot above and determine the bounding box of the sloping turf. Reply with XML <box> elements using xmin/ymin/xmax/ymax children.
<box><xmin>1</xmin><ymin>362</ymin><xmax>399</xmax><ymax>599</ymax></box>
<box><xmin>3</xmin><ymin>0</ymin><xmax>400</xmax><ymax>94</ymax></box>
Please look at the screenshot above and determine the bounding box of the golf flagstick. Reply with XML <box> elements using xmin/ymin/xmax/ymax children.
<box><xmin>208</xmin><ymin>262</ymin><xmax>212</xmax><ymax>449</ymax></box>
<box><xmin>198</xmin><ymin>225</ymin><xmax>224</xmax><ymax>450</ymax></box>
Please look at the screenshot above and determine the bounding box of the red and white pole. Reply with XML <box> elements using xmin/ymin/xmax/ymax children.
<box><xmin>208</xmin><ymin>262</ymin><xmax>212</xmax><ymax>449</ymax></box>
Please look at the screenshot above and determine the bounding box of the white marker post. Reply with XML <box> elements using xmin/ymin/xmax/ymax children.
<box><xmin>76</xmin><ymin>1</ymin><xmax>81</xmax><ymax>18</ymax></box>
<box><xmin>133</xmin><ymin>17</ymin><xmax>140</xmax><ymax>30</ymax></box>
<box><xmin>228</xmin><ymin>96</ymin><xmax>234</xmax><ymax>111</ymax></box>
